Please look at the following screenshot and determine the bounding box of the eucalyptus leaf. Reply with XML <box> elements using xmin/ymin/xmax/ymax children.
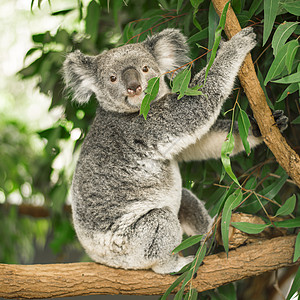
<box><xmin>221</xmin><ymin>189</ymin><xmax>243</xmax><ymax>254</ymax></box>
<box><xmin>282</xmin><ymin>1</ymin><xmax>300</xmax><ymax>16</ymax></box>
<box><xmin>272</xmin><ymin>71</ymin><xmax>300</xmax><ymax>84</ymax></box>
<box><xmin>231</xmin><ymin>222</ymin><xmax>269</xmax><ymax>234</ymax></box>
<box><xmin>172</xmin><ymin>235</ymin><xmax>203</xmax><ymax>254</ymax></box>
<box><xmin>263</xmin><ymin>0</ymin><xmax>279</xmax><ymax>46</ymax></box>
<box><xmin>221</xmin><ymin>132</ymin><xmax>240</xmax><ymax>186</ymax></box>
<box><xmin>286</xmin><ymin>266</ymin><xmax>300</xmax><ymax>300</ymax></box>
<box><xmin>277</xmin><ymin>83</ymin><xmax>299</xmax><ymax>102</ymax></box>
<box><xmin>293</xmin><ymin>232</ymin><xmax>300</xmax><ymax>263</ymax></box>
<box><xmin>275</xmin><ymin>194</ymin><xmax>296</xmax><ymax>216</ymax></box>
<box><xmin>273</xmin><ymin>217</ymin><xmax>300</xmax><ymax>228</ymax></box>
<box><xmin>292</xmin><ymin>115</ymin><xmax>300</xmax><ymax>124</ymax></box>
<box><xmin>238</xmin><ymin>109</ymin><xmax>251</xmax><ymax>156</ymax></box>
<box><xmin>272</xmin><ymin>22</ymin><xmax>298</xmax><ymax>57</ymax></box>
<box><xmin>160</xmin><ymin>271</ymin><xmax>187</xmax><ymax>300</ymax></box>
<box><xmin>285</xmin><ymin>40</ymin><xmax>299</xmax><ymax>74</ymax></box>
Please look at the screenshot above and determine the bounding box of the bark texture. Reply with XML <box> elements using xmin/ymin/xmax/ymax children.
<box><xmin>212</xmin><ymin>0</ymin><xmax>300</xmax><ymax>188</ymax></box>
<box><xmin>0</xmin><ymin>235</ymin><xmax>298</xmax><ymax>299</ymax></box>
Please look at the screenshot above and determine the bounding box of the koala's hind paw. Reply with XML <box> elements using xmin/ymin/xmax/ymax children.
<box><xmin>249</xmin><ymin>110</ymin><xmax>289</xmax><ymax>137</ymax></box>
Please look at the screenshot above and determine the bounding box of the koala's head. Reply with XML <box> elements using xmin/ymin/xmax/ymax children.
<box><xmin>63</xmin><ymin>29</ymin><xmax>190</xmax><ymax>113</ymax></box>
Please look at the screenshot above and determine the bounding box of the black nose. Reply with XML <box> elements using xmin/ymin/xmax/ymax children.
<box><xmin>122</xmin><ymin>67</ymin><xmax>142</xmax><ymax>96</ymax></box>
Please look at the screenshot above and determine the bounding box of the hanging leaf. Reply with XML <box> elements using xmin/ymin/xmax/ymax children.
<box><xmin>263</xmin><ymin>0</ymin><xmax>279</xmax><ymax>46</ymax></box>
<box><xmin>292</xmin><ymin>115</ymin><xmax>300</xmax><ymax>124</ymax></box>
<box><xmin>221</xmin><ymin>132</ymin><xmax>240</xmax><ymax>186</ymax></box>
<box><xmin>293</xmin><ymin>232</ymin><xmax>300</xmax><ymax>263</ymax></box>
<box><xmin>264</xmin><ymin>41</ymin><xmax>291</xmax><ymax>85</ymax></box>
<box><xmin>238</xmin><ymin>109</ymin><xmax>251</xmax><ymax>156</ymax></box>
<box><xmin>272</xmin><ymin>71</ymin><xmax>300</xmax><ymax>84</ymax></box>
<box><xmin>221</xmin><ymin>189</ymin><xmax>243</xmax><ymax>254</ymax></box>
<box><xmin>205</xmin><ymin>1</ymin><xmax>230</xmax><ymax>80</ymax></box>
<box><xmin>85</xmin><ymin>0</ymin><xmax>101</xmax><ymax>43</ymax></box>
<box><xmin>277</xmin><ymin>83</ymin><xmax>299</xmax><ymax>102</ymax></box>
<box><xmin>282</xmin><ymin>1</ymin><xmax>300</xmax><ymax>16</ymax></box>
<box><xmin>231</xmin><ymin>222</ymin><xmax>269</xmax><ymax>234</ymax></box>
<box><xmin>285</xmin><ymin>40</ymin><xmax>299</xmax><ymax>74</ymax></box>
<box><xmin>275</xmin><ymin>194</ymin><xmax>296</xmax><ymax>216</ymax></box>
<box><xmin>272</xmin><ymin>22</ymin><xmax>299</xmax><ymax>57</ymax></box>
<box><xmin>273</xmin><ymin>217</ymin><xmax>300</xmax><ymax>228</ymax></box>
<box><xmin>140</xmin><ymin>77</ymin><xmax>160</xmax><ymax>119</ymax></box>
<box><xmin>286</xmin><ymin>266</ymin><xmax>300</xmax><ymax>300</ymax></box>
<box><xmin>160</xmin><ymin>271</ymin><xmax>188</xmax><ymax>300</ymax></box>
<box><xmin>172</xmin><ymin>235</ymin><xmax>203</xmax><ymax>254</ymax></box>
<box><xmin>172</xmin><ymin>68</ymin><xmax>193</xmax><ymax>99</ymax></box>
<box><xmin>261</xmin><ymin>172</ymin><xmax>288</xmax><ymax>199</ymax></box>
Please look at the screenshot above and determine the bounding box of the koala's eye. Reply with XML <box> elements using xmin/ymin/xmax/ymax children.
<box><xmin>110</xmin><ymin>76</ymin><xmax>117</xmax><ymax>82</ymax></box>
<box><xmin>142</xmin><ymin>66</ymin><xmax>149</xmax><ymax>73</ymax></box>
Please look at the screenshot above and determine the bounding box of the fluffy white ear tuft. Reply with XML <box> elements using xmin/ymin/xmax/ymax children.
<box><xmin>63</xmin><ymin>50</ymin><xmax>97</xmax><ymax>104</ymax></box>
<box><xmin>143</xmin><ymin>29</ymin><xmax>190</xmax><ymax>74</ymax></box>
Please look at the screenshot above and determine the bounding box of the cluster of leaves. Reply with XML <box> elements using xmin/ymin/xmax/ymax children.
<box><xmin>2</xmin><ymin>0</ymin><xmax>299</xmax><ymax>298</ymax></box>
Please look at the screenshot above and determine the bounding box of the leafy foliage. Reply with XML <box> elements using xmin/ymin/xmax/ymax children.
<box><xmin>1</xmin><ymin>0</ymin><xmax>300</xmax><ymax>298</ymax></box>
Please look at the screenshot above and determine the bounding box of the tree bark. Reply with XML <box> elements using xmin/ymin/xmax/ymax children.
<box><xmin>0</xmin><ymin>235</ymin><xmax>298</xmax><ymax>299</ymax></box>
<box><xmin>212</xmin><ymin>0</ymin><xmax>300</xmax><ymax>188</ymax></box>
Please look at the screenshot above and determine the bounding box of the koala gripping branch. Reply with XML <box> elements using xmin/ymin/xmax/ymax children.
<box><xmin>0</xmin><ymin>236</ymin><xmax>298</xmax><ymax>299</ymax></box>
<box><xmin>212</xmin><ymin>0</ymin><xmax>300</xmax><ymax>188</ymax></box>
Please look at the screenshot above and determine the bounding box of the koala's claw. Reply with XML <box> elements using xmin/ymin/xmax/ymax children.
<box><xmin>272</xmin><ymin>110</ymin><xmax>289</xmax><ymax>132</ymax></box>
<box><xmin>249</xmin><ymin>110</ymin><xmax>289</xmax><ymax>137</ymax></box>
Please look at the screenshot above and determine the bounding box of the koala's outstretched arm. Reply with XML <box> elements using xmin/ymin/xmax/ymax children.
<box><xmin>127</xmin><ymin>28</ymin><xmax>257</xmax><ymax>160</ymax></box>
<box><xmin>176</xmin><ymin>119</ymin><xmax>263</xmax><ymax>162</ymax></box>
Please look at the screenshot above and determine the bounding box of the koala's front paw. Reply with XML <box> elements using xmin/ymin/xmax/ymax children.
<box><xmin>230</xmin><ymin>27</ymin><xmax>256</xmax><ymax>54</ymax></box>
<box><xmin>249</xmin><ymin>110</ymin><xmax>289</xmax><ymax>137</ymax></box>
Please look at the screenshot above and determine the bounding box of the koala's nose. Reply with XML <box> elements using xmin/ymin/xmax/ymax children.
<box><xmin>122</xmin><ymin>67</ymin><xmax>142</xmax><ymax>96</ymax></box>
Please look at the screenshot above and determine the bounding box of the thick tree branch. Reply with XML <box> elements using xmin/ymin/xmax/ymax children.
<box><xmin>212</xmin><ymin>0</ymin><xmax>300</xmax><ymax>188</ymax></box>
<box><xmin>0</xmin><ymin>235</ymin><xmax>298</xmax><ymax>299</ymax></box>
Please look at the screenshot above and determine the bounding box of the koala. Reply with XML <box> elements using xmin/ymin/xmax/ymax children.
<box><xmin>63</xmin><ymin>27</ymin><xmax>287</xmax><ymax>274</ymax></box>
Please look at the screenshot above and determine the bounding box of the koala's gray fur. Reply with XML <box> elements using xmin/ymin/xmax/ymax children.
<box><xmin>63</xmin><ymin>28</ymin><xmax>259</xmax><ymax>274</ymax></box>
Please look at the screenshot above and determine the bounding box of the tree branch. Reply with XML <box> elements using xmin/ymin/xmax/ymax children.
<box><xmin>212</xmin><ymin>0</ymin><xmax>300</xmax><ymax>188</ymax></box>
<box><xmin>0</xmin><ymin>235</ymin><xmax>298</xmax><ymax>299</ymax></box>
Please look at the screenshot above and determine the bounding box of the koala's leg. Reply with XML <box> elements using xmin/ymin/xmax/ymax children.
<box><xmin>176</xmin><ymin>119</ymin><xmax>263</xmax><ymax>162</ymax></box>
<box><xmin>129</xmin><ymin>207</ymin><xmax>193</xmax><ymax>274</ymax></box>
<box><xmin>179</xmin><ymin>188</ymin><xmax>214</xmax><ymax>236</ymax></box>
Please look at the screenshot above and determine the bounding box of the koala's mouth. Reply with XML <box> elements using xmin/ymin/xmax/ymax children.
<box><xmin>124</xmin><ymin>93</ymin><xmax>145</xmax><ymax>109</ymax></box>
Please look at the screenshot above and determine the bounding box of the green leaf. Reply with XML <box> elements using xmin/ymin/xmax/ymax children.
<box><xmin>172</xmin><ymin>68</ymin><xmax>192</xmax><ymax>99</ymax></box>
<box><xmin>282</xmin><ymin>1</ymin><xmax>300</xmax><ymax>16</ymax></box>
<box><xmin>191</xmin><ymin>243</ymin><xmax>207</xmax><ymax>272</ymax></box>
<box><xmin>231</xmin><ymin>222</ymin><xmax>269</xmax><ymax>234</ymax></box>
<box><xmin>286</xmin><ymin>266</ymin><xmax>300</xmax><ymax>300</ymax></box>
<box><xmin>261</xmin><ymin>172</ymin><xmax>288</xmax><ymax>199</ymax></box>
<box><xmin>177</xmin><ymin>0</ymin><xmax>184</xmax><ymax>13</ymax></box>
<box><xmin>218</xmin><ymin>283</ymin><xmax>236</xmax><ymax>300</ymax></box>
<box><xmin>272</xmin><ymin>71</ymin><xmax>300</xmax><ymax>84</ymax></box>
<box><xmin>188</xmin><ymin>28</ymin><xmax>208</xmax><ymax>43</ymax></box>
<box><xmin>85</xmin><ymin>0</ymin><xmax>101</xmax><ymax>42</ymax></box>
<box><xmin>275</xmin><ymin>194</ymin><xmax>296</xmax><ymax>216</ymax></box>
<box><xmin>206</xmin><ymin>1</ymin><xmax>230</xmax><ymax>79</ymax></box>
<box><xmin>292</xmin><ymin>115</ymin><xmax>300</xmax><ymax>124</ymax></box>
<box><xmin>160</xmin><ymin>271</ymin><xmax>187</xmax><ymax>300</ymax></box>
<box><xmin>248</xmin><ymin>0</ymin><xmax>263</xmax><ymax>18</ymax></box>
<box><xmin>257</xmin><ymin>66</ymin><xmax>274</xmax><ymax>109</ymax></box>
<box><xmin>293</xmin><ymin>232</ymin><xmax>300</xmax><ymax>263</ymax></box>
<box><xmin>140</xmin><ymin>77</ymin><xmax>160</xmax><ymax>119</ymax></box>
<box><xmin>172</xmin><ymin>235</ymin><xmax>203</xmax><ymax>254</ymax></box>
<box><xmin>264</xmin><ymin>41</ymin><xmax>290</xmax><ymax>85</ymax></box>
<box><xmin>221</xmin><ymin>189</ymin><xmax>243</xmax><ymax>254</ymax></box>
<box><xmin>238</xmin><ymin>109</ymin><xmax>251</xmax><ymax>156</ymax></box>
<box><xmin>273</xmin><ymin>217</ymin><xmax>300</xmax><ymax>228</ymax></box>
<box><xmin>184</xmin><ymin>288</ymin><xmax>198</xmax><ymax>300</ymax></box>
<box><xmin>272</xmin><ymin>22</ymin><xmax>299</xmax><ymax>57</ymax></box>
<box><xmin>183</xmin><ymin>86</ymin><xmax>203</xmax><ymax>96</ymax></box>
<box><xmin>190</xmin><ymin>0</ymin><xmax>204</xmax><ymax>8</ymax></box>
<box><xmin>221</xmin><ymin>132</ymin><xmax>240</xmax><ymax>186</ymax></box>
<box><xmin>263</xmin><ymin>0</ymin><xmax>279</xmax><ymax>46</ymax></box>
<box><xmin>277</xmin><ymin>83</ymin><xmax>299</xmax><ymax>102</ymax></box>
<box><xmin>285</xmin><ymin>40</ymin><xmax>299</xmax><ymax>74</ymax></box>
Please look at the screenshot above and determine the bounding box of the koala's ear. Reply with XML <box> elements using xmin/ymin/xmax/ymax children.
<box><xmin>143</xmin><ymin>29</ymin><xmax>190</xmax><ymax>74</ymax></box>
<box><xmin>63</xmin><ymin>50</ymin><xmax>97</xmax><ymax>104</ymax></box>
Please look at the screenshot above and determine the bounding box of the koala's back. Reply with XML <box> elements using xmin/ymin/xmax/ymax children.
<box><xmin>71</xmin><ymin>107</ymin><xmax>182</xmax><ymax>234</ymax></box>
